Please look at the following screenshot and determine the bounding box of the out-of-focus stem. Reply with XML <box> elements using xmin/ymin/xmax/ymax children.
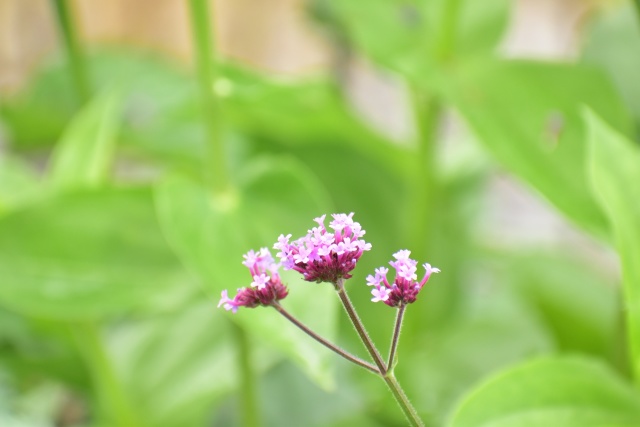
<box><xmin>387</xmin><ymin>305</ymin><xmax>406</xmax><ymax>370</ymax></box>
<box><xmin>633</xmin><ymin>0</ymin><xmax>640</xmax><ymax>28</ymax></box>
<box><xmin>71</xmin><ymin>322</ymin><xmax>141</xmax><ymax>427</ymax></box>
<box><xmin>272</xmin><ymin>303</ymin><xmax>380</xmax><ymax>374</ymax></box>
<box><xmin>437</xmin><ymin>0</ymin><xmax>462</xmax><ymax>60</ymax></box>
<box><xmin>408</xmin><ymin>89</ymin><xmax>441</xmax><ymax>261</ymax></box>
<box><xmin>51</xmin><ymin>0</ymin><xmax>90</xmax><ymax>104</ymax></box>
<box><xmin>187</xmin><ymin>0</ymin><xmax>230</xmax><ymax>194</ymax></box>
<box><xmin>231</xmin><ymin>321</ymin><xmax>261</xmax><ymax>427</ymax></box>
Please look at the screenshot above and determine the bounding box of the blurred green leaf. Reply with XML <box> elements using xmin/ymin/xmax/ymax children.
<box><xmin>433</xmin><ymin>59</ymin><xmax>631</xmax><ymax>239</ymax></box>
<box><xmin>155</xmin><ymin>156</ymin><xmax>338</xmax><ymax>388</ymax></box>
<box><xmin>314</xmin><ymin>0</ymin><xmax>509</xmax><ymax>75</ymax></box>
<box><xmin>400</xmin><ymin>283</ymin><xmax>553</xmax><ymax>425</ymax></box>
<box><xmin>0</xmin><ymin>157</ymin><xmax>40</xmax><ymax>215</ymax></box>
<box><xmin>112</xmin><ymin>302</ymin><xmax>240</xmax><ymax>427</ymax></box>
<box><xmin>48</xmin><ymin>90</ymin><xmax>121</xmax><ymax>191</ymax></box>
<box><xmin>582</xmin><ymin>4</ymin><xmax>640</xmax><ymax>122</ymax></box>
<box><xmin>489</xmin><ymin>251</ymin><xmax>619</xmax><ymax>360</ymax></box>
<box><xmin>586</xmin><ymin>109</ymin><xmax>640</xmax><ymax>382</ymax></box>
<box><xmin>448</xmin><ymin>356</ymin><xmax>640</xmax><ymax>427</ymax></box>
<box><xmin>0</xmin><ymin>187</ymin><xmax>190</xmax><ymax>319</ymax></box>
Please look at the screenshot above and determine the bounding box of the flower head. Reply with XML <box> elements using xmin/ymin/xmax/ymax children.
<box><xmin>274</xmin><ymin>213</ymin><xmax>372</xmax><ymax>283</ymax></box>
<box><xmin>218</xmin><ymin>248</ymin><xmax>288</xmax><ymax>313</ymax></box>
<box><xmin>369</xmin><ymin>250</ymin><xmax>440</xmax><ymax>307</ymax></box>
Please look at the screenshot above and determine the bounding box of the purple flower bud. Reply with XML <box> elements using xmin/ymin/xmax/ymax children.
<box><xmin>370</xmin><ymin>250</ymin><xmax>440</xmax><ymax>307</ymax></box>
<box><xmin>218</xmin><ymin>248</ymin><xmax>288</xmax><ymax>313</ymax></box>
<box><xmin>273</xmin><ymin>213</ymin><xmax>372</xmax><ymax>283</ymax></box>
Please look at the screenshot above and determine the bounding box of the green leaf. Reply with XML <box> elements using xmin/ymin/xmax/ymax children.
<box><xmin>316</xmin><ymin>0</ymin><xmax>510</xmax><ymax>75</ymax></box>
<box><xmin>582</xmin><ymin>4</ymin><xmax>640</xmax><ymax>121</ymax></box>
<box><xmin>0</xmin><ymin>187</ymin><xmax>191</xmax><ymax>319</ymax></box>
<box><xmin>400</xmin><ymin>284</ymin><xmax>553</xmax><ymax>426</ymax></box>
<box><xmin>0</xmin><ymin>157</ymin><xmax>40</xmax><ymax>215</ymax></box>
<box><xmin>112</xmin><ymin>302</ymin><xmax>243</xmax><ymax>427</ymax></box>
<box><xmin>448</xmin><ymin>357</ymin><xmax>640</xmax><ymax>427</ymax></box>
<box><xmin>434</xmin><ymin>59</ymin><xmax>631</xmax><ymax>239</ymax></box>
<box><xmin>48</xmin><ymin>90</ymin><xmax>122</xmax><ymax>191</ymax></box>
<box><xmin>586</xmin><ymin>109</ymin><xmax>640</xmax><ymax>382</ymax></box>
<box><xmin>154</xmin><ymin>156</ymin><xmax>337</xmax><ymax>388</ymax></box>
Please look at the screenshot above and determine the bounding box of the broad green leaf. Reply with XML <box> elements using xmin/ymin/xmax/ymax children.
<box><xmin>0</xmin><ymin>187</ymin><xmax>191</xmax><ymax>319</ymax></box>
<box><xmin>154</xmin><ymin>156</ymin><xmax>337</xmax><ymax>388</ymax></box>
<box><xmin>586</xmin><ymin>109</ymin><xmax>640</xmax><ymax>381</ymax></box>
<box><xmin>399</xmin><ymin>284</ymin><xmax>553</xmax><ymax>426</ymax></box>
<box><xmin>448</xmin><ymin>357</ymin><xmax>640</xmax><ymax>427</ymax></box>
<box><xmin>111</xmin><ymin>302</ymin><xmax>244</xmax><ymax>427</ymax></box>
<box><xmin>0</xmin><ymin>157</ymin><xmax>40</xmax><ymax>215</ymax></box>
<box><xmin>48</xmin><ymin>90</ymin><xmax>122</xmax><ymax>191</ymax></box>
<box><xmin>433</xmin><ymin>59</ymin><xmax>631</xmax><ymax>239</ymax></box>
<box><xmin>487</xmin><ymin>251</ymin><xmax>618</xmax><ymax>360</ymax></box>
<box><xmin>582</xmin><ymin>4</ymin><xmax>640</xmax><ymax>121</ymax></box>
<box><xmin>314</xmin><ymin>0</ymin><xmax>510</xmax><ymax>75</ymax></box>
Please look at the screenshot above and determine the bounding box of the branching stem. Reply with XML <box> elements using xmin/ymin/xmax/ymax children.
<box><xmin>272</xmin><ymin>303</ymin><xmax>380</xmax><ymax>374</ymax></box>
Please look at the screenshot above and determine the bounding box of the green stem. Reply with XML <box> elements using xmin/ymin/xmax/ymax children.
<box><xmin>71</xmin><ymin>322</ymin><xmax>140</xmax><ymax>427</ymax></box>
<box><xmin>436</xmin><ymin>0</ymin><xmax>462</xmax><ymax>60</ymax></box>
<box><xmin>51</xmin><ymin>0</ymin><xmax>90</xmax><ymax>105</ymax></box>
<box><xmin>383</xmin><ymin>373</ymin><xmax>425</xmax><ymax>427</ymax></box>
<box><xmin>335</xmin><ymin>280</ymin><xmax>387</xmax><ymax>374</ymax></box>
<box><xmin>387</xmin><ymin>305</ymin><xmax>406</xmax><ymax>370</ymax></box>
<box><xmin>334</xmin><ymin>280</ymin><xmax>423</xmax><ymax>426</ymax></box>
<box><xmin>633</xmin><ymin>0</ymin><xmax>640</xmax><ymax>28</ymax></box>
<box><xmin>273</xmin><ymin>303</ymin><xmax>380</xmax><ymax>374</ymax></box>
<box><xmin>408</xmin><ymin>88</ymin><xmax>442</xmax><ymax>260</ymax></box>
<box><xmin>231</xmin><ymin>321</ymin><xmax>261</xmax><ymax>427</ymax></box>
<box><xmin>187</xmin><ymin>0</ymin><xmax>231</xmax><ymax>193</ymax></box>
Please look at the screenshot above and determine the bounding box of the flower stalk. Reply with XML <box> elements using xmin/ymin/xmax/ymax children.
<box><xmin>272</xmin><ymin>302</ymin><xmax>379</xmax><ymax>374</ymax></box>
<box><xmin>388</xmin><ymin>305</ymin><xmax>406</xmax><ymax>370</ymax></box>
<box><xmin>334</xmin><ymin>278</ymin><xmax>388</xmax><ymax>374</ymax></box>
<box><xmin>219</xmin><ymin>214</ymin><xmax>440</xmax><ymax>426</ymax></box>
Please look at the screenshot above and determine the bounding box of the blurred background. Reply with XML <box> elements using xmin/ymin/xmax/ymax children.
<box><xmin>0</xmin><ymin>0</ymin><xmax>638</xmax><ymax>426</ymax></box>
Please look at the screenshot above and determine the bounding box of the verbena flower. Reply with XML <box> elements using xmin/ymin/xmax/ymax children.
<box><xmin>367</xmin><ymin>250</ymin><xmax>440</xmax><ymax>307</ymax></box>
<box><xmin>218</xmin><ymin>248</ymin><xmax>288</xmax><ymax>313</ymax></box>
<box><xmin>274</xmin><ymin>213</ymin><xmax>372</xmax><ymax>283</ymax></box>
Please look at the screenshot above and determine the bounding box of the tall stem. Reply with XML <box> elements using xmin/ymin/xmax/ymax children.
<box><xmin>408</xmin><ymin>89</ymin><xmax>441</xmax><ymax>261</ymax></box>
<box><xmin>387</xmin><ymin>305</ymin><xmax>406</xmax><ymax>370</ymax></box>
<box><xmin>51</xmin><ymin>0</ymin><xmax>90</xmax><ymax>105</ymax></box>
<box><xmin>272</xmin><ymin>303</ymin><xmax>379</xmax><ymax>374</ymax></box>
<box><xmin>436</xmin><ymin>0</ymin><xmax>462</xmax><ymax>60</ymax></box>
<box><xmin>231</xmin><ymin>321</ymin><xmax>261</xmax><ymax>427</ymax></box>
<box><xmin>70</xmin><ymin>322</ymin><xmax>140</xmax><ymax>427</ymax></box>
<box><xmin>633</xmin><ymin>0</ymin><xmax>640</xmax><ymax>28</ymax></box>
<box><xmin>188</xmin><ymin>0</ymin><xmax>230</xmax><ymax>193</ymax></box>
<box><xmin>335</xmin><ymin>279</ymin><xmax>387</xmax><ymax>374</ymax></box>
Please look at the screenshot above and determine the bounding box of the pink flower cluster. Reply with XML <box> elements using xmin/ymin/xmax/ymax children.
<box><xmin>367</xmin><ymin>250</ymin><xmax>440</xmax><ymax>307</ymax></box>
<box><xmin>274</xmin><ymin>213</ymin><xmax>372</xmax><ymax>283</ymax></box>
<box><xmin>218</xmin><ymin>248</ymin><xmax>288</xmax><ymax>313</ymax></box>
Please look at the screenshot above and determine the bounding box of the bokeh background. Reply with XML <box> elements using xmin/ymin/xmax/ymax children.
<box><xmin>1</xmin><ymin>0</ymin><xmax>640</xmax><ymax>426</ymax></box>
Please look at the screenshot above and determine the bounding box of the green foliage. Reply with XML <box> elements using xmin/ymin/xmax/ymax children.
<box><xmin>1</xmin><ymin>0</ymin><xmax>640</xmax><ymax>425</ymax></box>
<box><xmin>48</xmin><ymin>90</ymin><xmax>122</xmax><ymax>191</ymax></box>
<box><xmin>155</xmin><ymin>156</ymin><xmax>337</xmax><ymax>388</ymax></box>
<box><xmin>586</xmin><ymin>110</ymin><xmax>640</xmax><ymax>381</ymax></box>
<box><xmin>0</xmin><ymin>187</ymin><xmax>190</xmax><ymax>319</ymax></box>
<box><xmin>448</xmin><ymin>357</ymin><xmax>640</xmax><ymax>427</ymax></box>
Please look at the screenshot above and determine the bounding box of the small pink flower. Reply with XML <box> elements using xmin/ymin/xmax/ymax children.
<box><xmin>219</xmin><ymin>248</ymin><xmax>288</xmax><ymax>313</ymax></box>
<box><xmin>370</xmin><ymin>250</ymin><xmax>440</xmax><ymax>307</ymax></box>
<box><xmin>273</xmin><ymin>213</ymin><xmax>372</xmax><ymax>283</ymax></box>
